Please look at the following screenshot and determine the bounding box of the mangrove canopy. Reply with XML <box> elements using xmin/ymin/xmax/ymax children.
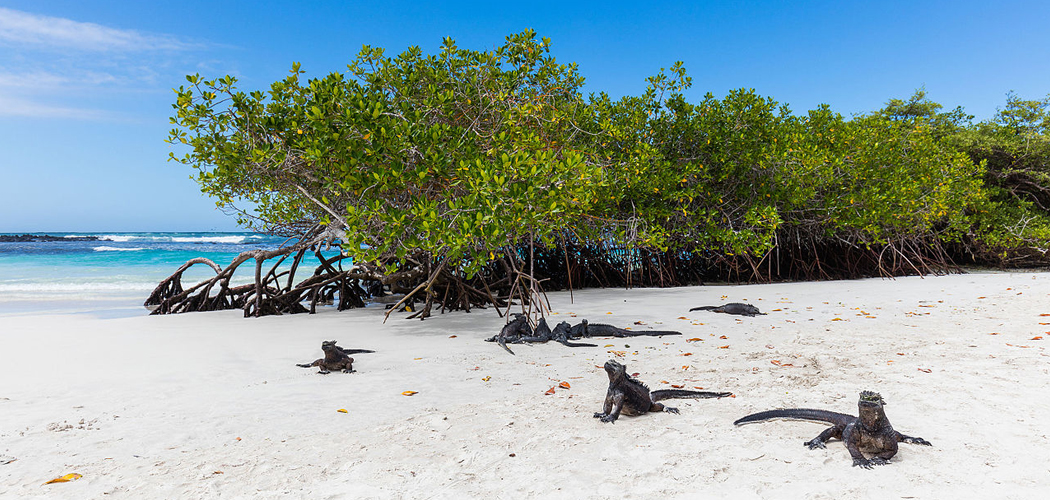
<box><xmin>152</xmin><ymin>30</ymin><xmax>1050</xmax><ymax>319</ymax></box>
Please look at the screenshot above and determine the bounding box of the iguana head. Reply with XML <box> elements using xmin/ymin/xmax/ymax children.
<box><xmin>321</xmin><ymin>340</ymin><xmax>342</xmax><ymax>355</ymax></box>
<box><xmin>603</xmin><ymin>359</ymin><xmax>626</xmax><ymax>381</ymax></box>
<box><xmin>858</xmin><ymin>391</ymin><xmax>885</xmax><ymax>406</ymax></box>
<box><xmin>857</xmin><ymin>391</ymin><xmax>888</xmax><ymax>428</ymax></box>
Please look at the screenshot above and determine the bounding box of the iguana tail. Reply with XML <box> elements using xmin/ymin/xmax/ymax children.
<box><xmin>733</xmin><ymin>408</ymin><xmax>854</xmax><ymax>426</ymax></box>
<box><xmin>339</xmin><ymin>348</ymin><xmax>375</xmax><ymax>355</ymax></box>
<box><xmin>620</xmin><ymin>330</ymin><xmax>683</xmax><ymax>337</ymax></box>
<box><xmin>689</xmin><ymin>306</ymin><xmax>718</xmax><ymax>312</ymax></box>
<box><xmin>497</xmin><ymin>336</ymin><xmax>515</xmax><ymax>355</ymax></box>
<box><xmin>556</xmin><ymin>338</ymin><xmax>598</xmax><ymax>348</ymax></box>
<box><xmin>651</xmin><ymin>389</ymin><xmax>732</xmax><ymax>401</ymax></box>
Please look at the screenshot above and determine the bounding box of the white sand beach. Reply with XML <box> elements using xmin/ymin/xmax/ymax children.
<box><xmin>2</xmin><ymin>271</ymin><xmax>1049</xmax><ymax>499</ymax></box>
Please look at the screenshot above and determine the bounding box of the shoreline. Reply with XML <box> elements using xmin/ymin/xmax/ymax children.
<box><xmin>2</xmin><ymin>271</ymin><xmax>1049</xmax><ymax>498</ymax></box>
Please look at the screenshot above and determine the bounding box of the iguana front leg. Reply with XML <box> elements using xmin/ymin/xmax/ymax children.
<box><xmin>843</xmin><ymin>425</ymin><xmax>887</xmax><ymax>469</ymax></box>
<box><xmin>593</xmin><ymin>391</ymin><xmax>614</xmax><ymax>420</ymax></box>
<box><xmin>595</xmin><ymin>392</ymin><xmax>625</xmax><ymax>423</ymax></box>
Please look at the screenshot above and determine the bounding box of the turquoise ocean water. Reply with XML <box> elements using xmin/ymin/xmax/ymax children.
<box><xmin>0</xmin><ymin>232</ymin><xmax>298</xmax><ymax>316</ymax></box>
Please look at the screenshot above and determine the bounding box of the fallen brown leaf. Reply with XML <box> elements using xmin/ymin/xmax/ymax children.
<box><xmin>559</xmin><ymin>381</ymin><xmax>571</xmax><ymax>389</ymax></box>
<box><xmin>918</xmin><ymin>368</ymin><xmax>932</xmax><ymax>373</ymax></box>
<box><xmin>544</xmin><ymin>386</ymin><xmax>556</xmax><ymax>395</ymax></box>
<box><xmin>671</xmin><ymin>384</ymin><xmax>684</xmax><ymax>389</ymax></box>
<box><xmin>402</xmin><ymin>391</ymin><xmax>418</xmax><ymax>396</ymax></box>
<box><xmin>43</xmin><ymin>473</ymin><xmax>82</xmax><ymax>485</ymax></box>
<box><xmin>681</xmin><ymin>352</ymin><xmax>694</xmax><ymax>356</ymax></box>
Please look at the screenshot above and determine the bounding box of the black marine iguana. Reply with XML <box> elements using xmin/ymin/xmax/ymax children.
<box><xmin>570</xmin><ymin>319</ymin><xmax>683</xmax><ymax>338</ymax></box>
<box><xmin>485</xmin><ymin>315</ymin><xmax>597</xmax><ymax>354</ymax></box>
<box><xmin>296</xmin><ymin>340</ymin><xmax>365</xmax><ymax>374</ymax></box>
<box><xmin>523</xmin><ymin>318</ymin><xmax>598</xmax><ymax>348</ymax></box>
<box><xmin>594</xmin><ymin>359</ymin><xmax>732</xmax><ymax>423</ymax></box>
<box><xmin>734</xmin><ymin>391</ymin><xmax>932</xmax><ymax>468</ymax></box>
<box><xmin>689</xmin><ymin>303</ymin><xmax>765</xmax><ymax>317</ymax></box>
<box><xmin>485</xmin><ymin>313</ymin><xmax>532</xmax><ymax>354</ymax></box>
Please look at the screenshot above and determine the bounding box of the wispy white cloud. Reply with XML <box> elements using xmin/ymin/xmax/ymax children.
<box><xmin>0</xmin><ymin>94</ymin><xmax>108</xmax><ymax>120</ymax></box>
<box><xmin>0</xmin><ymin>7</ymin><xmax>199</xmax><ymax>52</ymax></box>
<box><xmin>0</xmin><ymin>70</ymin><xmax>118</xmax><ymax>89</ymax></box>
<box><xmin>0</xmin><ymin>8</ymin><xmax>212</xmax><ymax>120</ymax></box>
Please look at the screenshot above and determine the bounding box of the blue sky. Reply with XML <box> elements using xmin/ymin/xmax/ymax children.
<box><xmin>1</xmin><ymin>1</ymin><xmax>1048</xmax><ymax>232</ymax></box>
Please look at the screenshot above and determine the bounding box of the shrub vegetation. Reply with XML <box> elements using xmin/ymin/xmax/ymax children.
<box><xmin>154</xmin><ymin>31</ymin><xmax>1050</xmax><ymax>318</ymax></box>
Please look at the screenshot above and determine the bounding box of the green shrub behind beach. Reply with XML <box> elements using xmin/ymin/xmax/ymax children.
<box><xmin>166</xmin><ymin>31</ymin><xmax>1050</xmax><ymax>310</ymax></box>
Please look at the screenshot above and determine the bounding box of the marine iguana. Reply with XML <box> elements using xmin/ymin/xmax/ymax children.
<box><xmin>484</xmin><ymin>313</ymin><xmax>533</xmax><ymax>354</ymax></box>
<box><xmin>570</xmin><ymin>319</ymin><xmax>683</xmax><ymax>338</ymax></box>
<box><xmin>734</xmin><ymin>391</ymin><xmax>932</xmax><ymax>468</ymax></box>
<box><xmin>593</xmin><ymin>359</ymin><xmax>732</xmax><ymax>423</ymax></box>
<box><xmin>689</xmin><ymin>303</ymin><xmax>766</xmax><ymax>316</ymax></box>
<box><xmin>486</xmin><ymin>316</ymin><xmax>676</xmax><ymax>354</ymax></box>
<box><xmin>484</xmin><ymin>315</ymin><xmax>597</xmax><ymax>354</ymax></box>
<box><xmin>296</xmin><ymin>340</ymin><xmax>359</xmax><ymax>374</ymax></box>
<box><xmin>522</xmin><ymin>318</ymin><xmax>598</xmax><ymax>348</ymax></box>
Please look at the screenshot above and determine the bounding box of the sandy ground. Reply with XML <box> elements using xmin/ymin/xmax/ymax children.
<box><xmin>2</xmin><ymin>271</ymin><xmax>1049</xmax><ymax>499</ymax></box>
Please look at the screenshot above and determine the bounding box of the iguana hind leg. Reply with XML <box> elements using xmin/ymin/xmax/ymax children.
<box><xmin>896</xmin><ymin>432</ymin><xmax>932</xmax><ymax>446</ymax></box>
<box><xmin>804</xmin><ymin>425</ymin><xmax>843</xmax><ymax>449</ymax></box>
<box><xmin>651</xmin><ymin>402</ymin><xmax>679</xmax><ymax>414</ymax></box>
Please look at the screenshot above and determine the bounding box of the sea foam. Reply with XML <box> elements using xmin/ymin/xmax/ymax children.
<box><xmin>93</xmin><ymin>246</ymin><xmax>146</xmax><ymax>252</ymax></box>
<box><xmin>172</xmin><ymin>235</ymin><xmax>246</xmax><ymax>244</ymax></box>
